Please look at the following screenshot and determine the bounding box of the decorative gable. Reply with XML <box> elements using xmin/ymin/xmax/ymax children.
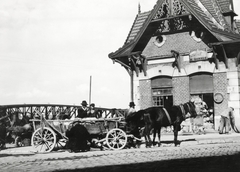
<box><xmin>109</xmin><ymin>0</ymin><xmax>240</xmax><ymax>76</ymax></box>
<box><xmin>153</xmin><ymin>0</ymin><xmax>189</xmax><ymax>20</ymax></box>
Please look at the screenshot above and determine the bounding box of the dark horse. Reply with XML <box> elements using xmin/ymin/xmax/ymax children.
<box><xmin>126</xmin><ymin>101</ymin><xmax>197</xmax><ymax>147</ymax></box>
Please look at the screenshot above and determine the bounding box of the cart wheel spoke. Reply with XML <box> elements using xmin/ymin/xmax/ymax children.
<box><xmin>45</xmin><ymin>141</ymin><xmax>51</xmax><ymax>151</ymax></box>
<box><xmin>40</xmin><ymin>144</ymin><xmax>44</xmax><ymax>152</ymax></box>
<box><xmin>55</xmin><ymin>139</ymin><xmax>67</xmax><ymax>150</ymax></box>
<box><xmin>35</xmin><ymin>132</ymin><xmax>43</xmax><ymax>139</ymax></box>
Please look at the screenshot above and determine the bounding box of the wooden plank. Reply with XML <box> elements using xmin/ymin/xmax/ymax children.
<box><xmin>212</xmin><ymin>50</ymin><xmax>219</xmax><ymax>69</ymax></box>
<box><xmin>236</xmin><ymin>51</ymin><xmax>240</xmax><ymax>67</ymax></box>
<box><xmin>221</xmin><ymin>44</ymin><xmax>228</xmax><ymax>69</ymax></box>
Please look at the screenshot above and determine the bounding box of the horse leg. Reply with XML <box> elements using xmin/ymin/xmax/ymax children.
<box><xmin>144</xmin><ymin>135</ymin><xmax>148</xmax><ymax>148</ymax></box>
<box><xmin>173</xmin><ymin>124</ymin><xmax>180</xmax><ymax>146</ymax></box>
<box><xmin>144</xmin><ymin>126</ymin><xmax>152</xmax><ymax>148</ymax></box>
<box><xmin>147</xmin><ymin>133</ymin><xmax>152</xmax><ymax>147</ymax></box>
<box><xmin>157</xmin><ymin>128</ymin><xmax>161</xmax><ymax>147</ymax></box>
<box><xmin>152</xmin><ymin>128</ymin><xmax>156</xmax><ymax>146</ymax></box>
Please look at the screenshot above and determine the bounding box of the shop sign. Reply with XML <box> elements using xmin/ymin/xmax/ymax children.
<box><xmin>189</xmin><ymin>50</ymin><xmax>208</xmax><ymax>62</ymax></box>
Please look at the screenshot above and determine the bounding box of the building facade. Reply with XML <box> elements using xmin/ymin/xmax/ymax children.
<box><xmin>109</xmin><ymin>0</ymin><xmax>240</xmax><ymax>129</ymax></box>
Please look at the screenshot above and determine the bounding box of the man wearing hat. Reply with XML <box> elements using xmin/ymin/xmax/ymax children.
<box><xmin>77</xmin><ymin>100</ymin><xmax>88</xmax><ymax>118</ymax></box>
<box><xmin>126</xmin><ymin>102</ymin><xmax>136</xmax><ymax>117</ymax></box>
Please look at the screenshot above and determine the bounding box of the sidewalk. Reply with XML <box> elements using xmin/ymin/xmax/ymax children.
<box><xmin>163</xmin><ymin>129</ymin><xmax>240</xmax><ymax>146</ymax></box>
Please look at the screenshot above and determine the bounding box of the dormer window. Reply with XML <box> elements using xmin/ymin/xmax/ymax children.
<box><xmin>154</xmin><ymin>35</ymin><xmax>167</xmax><ymax>47</ymax></box>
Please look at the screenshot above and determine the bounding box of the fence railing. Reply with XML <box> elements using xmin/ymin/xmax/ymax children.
<box><xmin>0</xmin><ymin>104</ymin><xmax>127</xmax><ymax>120</ymax></box>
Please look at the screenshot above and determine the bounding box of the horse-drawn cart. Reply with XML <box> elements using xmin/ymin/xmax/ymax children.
<box><xmin>30</xmin><ymin>113</ymin><xmax>140</xmax><ymax>153</ymax></box>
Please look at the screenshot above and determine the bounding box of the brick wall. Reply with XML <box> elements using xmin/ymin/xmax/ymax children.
<box><xmin>172</xmin><ymin>76</ymin><xmax>190</xmax><ymax>105</ymax></box>
<box><xmin>139</xmin><ymin>79</ymin><xmax>152</xmax><ymax>109</ymax></box>
<box><xmin>213</xmin><ymin>72</ymin><xmax>228</xmax><ymax>129</ymax></box>
<box><xmin>213</xmin><ymin>72</ymin><xmax>228</xmax><ymax>116</ymax></box>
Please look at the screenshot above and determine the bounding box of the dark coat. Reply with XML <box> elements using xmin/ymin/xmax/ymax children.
<box><xmin>0</xmin><ymin>124</ymin><xmax>7</xmax><ymax>148</ymax></box>
<box><xmin>66</xmin><ymin>123</ymin><xmax>91</xmax><ymax>152</ymax></box>
<box><xmin>77</xmin><ymin>108</ymin><xmax>88</xmax><ymax>118</ymax></box>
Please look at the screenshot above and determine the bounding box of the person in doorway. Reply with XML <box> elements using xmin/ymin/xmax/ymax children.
<box><xmin>77</xmin><ymin>100</ymin><xmax>88</xmax><ymax>118</ymax></box>
<box><xmin>126</xmin><ymin>102</ymin><xmax>136</xmax><ymax>118</ymax></box>
<box><xmin>219</xmin><ymin>107</ymin><xmax>234</xmax><ymax>134</ymax></box>
<box><xmin>193</xmin><ymin>98</ymin><xmax>207</xmax><ymax>134</ymax></box>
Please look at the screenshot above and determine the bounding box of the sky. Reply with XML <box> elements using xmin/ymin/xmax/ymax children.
<box><xmin>0</xmin><ymin>0</ymin><xmax>240</xmax><ymax>108</ymax></box>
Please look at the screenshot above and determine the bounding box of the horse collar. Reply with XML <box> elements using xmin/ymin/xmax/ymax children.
<box><xmin>163</xmin><ymin>108</ymin><xmax>172</xmax><ymax>125</ymax></box>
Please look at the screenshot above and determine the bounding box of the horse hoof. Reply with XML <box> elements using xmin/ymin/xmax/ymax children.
<box><xmin>145</xmin><ymin>144</ymin><xmax>151</xmax><ymax>148</ymax></box>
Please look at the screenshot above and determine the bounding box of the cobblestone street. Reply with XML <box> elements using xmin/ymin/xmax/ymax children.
<box><xmin>1</xmin><ymin>142</ymin><xmax>240</xmax><ymax>172</ymax></box>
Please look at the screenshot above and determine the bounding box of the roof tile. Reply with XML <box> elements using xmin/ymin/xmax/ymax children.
<box><xmin>124</xmin><ymin>11</ymin><xmax>151</xmax><ymax>44</ymax></box>
<box><xmin>216</xmin><ymin>0</ymin><xmax>232</xmax><ymax>13</ymax></box>
<box><xmin>236</xmin><ymin>20</ymin><xmax>240</xmax><ymax>33</ymax></box>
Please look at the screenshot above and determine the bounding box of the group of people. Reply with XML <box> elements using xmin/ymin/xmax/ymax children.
<box><xmin>73</xmin><ymin>100</ymin><xmax>97</xmax><ymax>119</ymax></box>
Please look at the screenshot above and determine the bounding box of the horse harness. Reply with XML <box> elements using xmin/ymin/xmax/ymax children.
<box><xmin>163</xmin><ymin>103</ymin><xmax>189</xmax><ymax>126</ymax></box>
<box><xmin>163</xmin><ymin>108</ymin><xmax>172</xmax><ymax>125</ymax></box>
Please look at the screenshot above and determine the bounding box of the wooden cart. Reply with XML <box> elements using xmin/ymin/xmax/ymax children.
<box><xmin>30</xmin><ymin>113</ymin><xmax>140</xmax><ymax>153</ymax></box>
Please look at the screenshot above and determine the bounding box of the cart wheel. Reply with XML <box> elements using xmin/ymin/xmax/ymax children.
<box><xmin>106</xmin><ymin>128</ymin><xmax>127</xmax><ymax>150</ymax></box>
<box><xmin>55</xmin><ymin>139</ymin><xmax>67</xmax><ymax>150</ymax></box>
<box><xmin>31</xmin><ymin>127</ymin><xmax>56</xmax><ymax>153</ymax></box>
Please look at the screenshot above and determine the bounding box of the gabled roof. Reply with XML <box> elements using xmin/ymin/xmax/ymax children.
<box><xmin>216</xmin><ymin>0</ymin><xmax>237</xmax><ymax>15</ymax></box>
<box><xmin>236</xmin><ymin>19</ymin><xmax>240</xmax><ymax>33</ymax></box>
<box><xmin>125</xmin><ymin>11</ymin><xmax>151</xmax><ymax>45</ymax></box>
<box><xmin>109</xmin><ymin>0</ymin><xmax>240</xmax><ymax>59</ymax></box>
<box><xmin>200</xmin><ymin>0</ymin><xmax>226</xmax><ymax>25</ymax></box>
<box><xmin>181</xmin><ymin>0</ymin><xmax>240</xmax><ymax>40</ymax></box>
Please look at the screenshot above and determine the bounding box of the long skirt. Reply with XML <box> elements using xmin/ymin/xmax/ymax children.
<box><xmin>194</xmin><ymin>115</ymin><xmax>204</xmax><ymax>126</ymax></box>
<box><xmin>219</xmin><ymin>116</ymin><xmax>230</xmax><ymax>134</ymax></box>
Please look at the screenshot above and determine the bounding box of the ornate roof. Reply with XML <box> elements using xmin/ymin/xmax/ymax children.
<box><xmin>216</xmin><ymin>0</ymin><xmax>235</xmax><ymax>14</ymax></box>
<box><xmin>236</xmin><ymin>20</ymin><xmax>240</xmax><ymax>33</ymax></box>
<box><xmin>180</xmin><ymin>0</ymin><xmax>236</xmax><ymax>33</ymax></box>
<box><xmin>109</xmin><ymin>0</ymin><xmax>240</xmax><ymax>59</ymax></box>
<box><xmin>125</xmin><ymin>11</ymin><xmax>151</xmax><ymax>45</ymax></box>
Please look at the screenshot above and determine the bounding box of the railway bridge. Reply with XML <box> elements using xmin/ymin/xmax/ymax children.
<box><xmin>0</xmin><ymin>104</ymin><xmax>126</xmax><ymax>119</ymax></box>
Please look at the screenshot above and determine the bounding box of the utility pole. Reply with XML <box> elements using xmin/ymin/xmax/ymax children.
<box><xmin>89</xmin><ymin>75</ymin><xmax>92</xmax><ymax>105</ymax></box>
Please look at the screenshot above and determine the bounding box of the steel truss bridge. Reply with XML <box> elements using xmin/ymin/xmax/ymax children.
<box><xmin>0</xmin><ymin>104</ymin><xmax>126</xmax><ymax>119</ymax></box>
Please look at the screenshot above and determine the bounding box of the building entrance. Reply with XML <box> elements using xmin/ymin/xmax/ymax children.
<box><xmin>189</xmin><ymin>72</ymin><xmax>214</xmax><ymax>126</ymax></box>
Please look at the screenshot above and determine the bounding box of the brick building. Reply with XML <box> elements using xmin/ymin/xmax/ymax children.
<box><xmin>109</xmin><ymin>0</ymin><xmax>240</xmax><ymax>129</ymax></box>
